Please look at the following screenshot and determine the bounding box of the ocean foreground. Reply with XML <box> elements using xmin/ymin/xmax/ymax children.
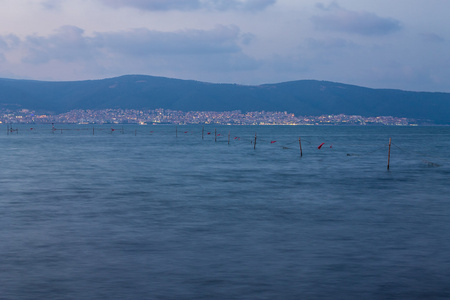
<box><xmin>1</xmin><ymin>125</ymin><xmax>449</xmax><ymax>299</ymax></box>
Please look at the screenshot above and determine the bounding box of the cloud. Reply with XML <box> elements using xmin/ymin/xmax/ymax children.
<box><xmin>22</xmin><ymin>26</ymin><xmax>96</xmax><ymax>63</ymax></box>
<box><xmin>101</xmin><ymin>0</ymin><xmax>201</xmax><ymax>11</ymax></box>
<box><xmin>95</xmin><ymin>25</ymin><xmax>242</xmax><ymax>56</ymax></box>
<box><xmin>206</xmin><ymin>0</ymin><xmax>276</xmax><ymax>11</ymax></box>
<box><xmin>0</xmin><ymin>24</ymin><xmax>260</xmax><ymax>81</ymax></box>
<box><xmin>0</xmin><ymin>34</ymin><xmax>20</xmax><ymax>51</ymax></box>
<box><xmin>6</xmin><ymin>24</ymin><xmax>244</xmax><ymax>65</ymax></box>
<box><xmin>312</xmin><ymin>3</ymin><xmax>401</xmax><ymax>36</ymax></box>
<box><xmin>40</xmin><ymin>0</ymin><xmax>64</xmax><ymax>10</ymax></box>
<box><xmin>242</xmin><ymin>0</ymin><xmax>276</xmax><ymax>11</ymax></box>
<box><xmin>0</xmin><ymin>37</ymin><xmax>8</xmax><ymax>50</ymax></box>
<box><xmin>420</xmin><ymin>33</ymin><xmax>445</xmax><ymax>43</ymax></box>
<box><xmin>98</xmin><ymin>0</ymin><xmax>276</xmax><ymax>11</ymax></box>
<box><xmin>306</xmin><ymin>37</ymin><xmax>354</xmax><ymax>50</ymax></box>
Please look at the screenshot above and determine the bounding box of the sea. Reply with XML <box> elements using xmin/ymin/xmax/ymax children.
<box><xmin>1</xmin><ymin>124</ymin><xmax>449</xmax><ymax>300</ymax></box>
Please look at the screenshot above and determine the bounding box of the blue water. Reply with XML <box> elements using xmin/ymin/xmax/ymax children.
<box><xmin>1</xmin><ymin>125</ymin><xmax>449</xmax><ymax>299</ymax></box>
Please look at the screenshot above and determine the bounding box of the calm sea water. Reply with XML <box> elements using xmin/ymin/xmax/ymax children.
<box><xmin>1</xmin><ymin>125</ymin><xmax>449</xmax><ymax>299</ymax></box>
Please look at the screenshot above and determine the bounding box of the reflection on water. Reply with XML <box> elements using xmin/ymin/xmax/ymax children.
<box><xmin>1</xmin><ymin>125</ymin><xmax>450</xmax><ymax>299</ymax></box>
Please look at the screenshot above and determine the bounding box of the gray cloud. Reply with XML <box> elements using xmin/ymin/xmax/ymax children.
<box><xmin>101</xmin><ymin>0</ymin><xmax>201</xmax><ymax>11</ymax></box>
<box><xmin>206</xmin><ymin>0</ymin><xmax>276</xmax><ymax>11</ymax></box>
<box><xmin>5</xmin><ymin>25</ymin><xmax>245</xmax><ymax>65</ymax></box>
<box><xmin>0</xmin><ymin>34</ymin><xmax>20</xmax><ymax>50</ymax></box>
<box><xmin>0</xmin><ymin>37</ymin><xmax>8</xmax><ymax>50</ymax></box>
<box><xmin>421</xmin><ymin>33</ymin><xmax>445</xmax><ymax>43</ymax></box>
<box><xmin>98</xmin><ymin>0</ymin><xmax>275</xmax><ymax>11</ymax></box>
<box><xmin>242</xmin><ymin>0</ymin><xmax>276</xmax><ymax>11</ymax></box>
<box><xmin>95</xmin><ymin>25</ymin><xmax>242</xmax><ymax>55</ymax></box>
<box><xmin>306</xmin><ymin>37</ymin><xmax>355</xmax><ymax>50</ymax></box>
<box><xmin>312</xmin><ymin>3</ymin><xmax>401</xmax><ymax>36</ymax></box>
<box><xmin>0</xmin><ymin>24</ymin><xmax>261</xmax><ymax>83</ymax></box>
<box><xmin>40</xmin><ymin>0</ymin><xmax>64</xmax><ymax>10</ymax></box>
<box><xmin>23</xmin><ymin>26</ymin><xmax>96</xmax><ymax>63</ymax></box>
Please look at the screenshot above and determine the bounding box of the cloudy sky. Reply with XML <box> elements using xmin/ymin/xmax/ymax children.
<box><xmin>0</xmin><ymin>0</ymin><xmax>449</xmax><ymax>92</ymax></box>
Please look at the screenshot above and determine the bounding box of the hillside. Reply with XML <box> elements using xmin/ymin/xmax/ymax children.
<box><xmin>0</xmin><ymin>75</ymin><xmax>449</xmax><ymax>124</ymax></box>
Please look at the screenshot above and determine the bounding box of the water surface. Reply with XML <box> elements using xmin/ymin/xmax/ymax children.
<box><xmin>1</xmin><ymin>125</ymin><xmax>449</xmax><ymax>299</ymax></box>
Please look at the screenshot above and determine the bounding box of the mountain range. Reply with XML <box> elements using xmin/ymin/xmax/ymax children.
<box><xmin>1</xmin><ymin>75</ymin><xmax>449</xmax><ymax>124</ymax></box>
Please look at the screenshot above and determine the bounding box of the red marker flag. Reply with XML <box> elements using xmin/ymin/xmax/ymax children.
<box><xmin>318</xmin><ymin>143</ymin><xmax>325</xmax><ymax>149</ymax></box>
<box><xmin>271</xmin><ymin>141</ymin><xmax>277</xmax><ymax>144</ymax></box>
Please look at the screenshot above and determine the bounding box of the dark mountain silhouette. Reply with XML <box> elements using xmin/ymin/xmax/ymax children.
<box><xmin>1</xmin><ymin>75</ymin><xmax>449</xmax><ymax>124</ymax></box>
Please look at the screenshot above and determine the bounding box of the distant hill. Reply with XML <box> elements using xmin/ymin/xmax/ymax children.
<box><xmin>1</xmin><ymin>75</ymin><xmax>449</xmax><ymax>124</ymax></box>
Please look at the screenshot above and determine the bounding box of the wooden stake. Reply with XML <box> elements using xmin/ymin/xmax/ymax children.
<box><xmin>202</xmin><ymin>125</ymin><xmax>204</xmax><ymax>140</ymax></box>
<box><xmin>228</xmin><ymin>130</ymin><xmax>230</xmax><ymax>145</ymax></box>
<box><xmin>387</xmin><ymin>137</ymin><xmax>392</xmax><ymax>170</ymax></box>
<box><xmin>176</xmin><ymin>126</ymin><xmax>178</xmax><ymax>138</ymax></box>
<box><xmin>215</xmin><ymin>129</ymin><xmax>217</xmax><ymax>142</ymax></box>
<box><xmin>7</xmin><ymin>124</ymin><xmax>9</xmax><ymax>135</ymax></box>
<box><xmin>299</xmin><ymin>137</ymin><xmax>303</xmax><ymax>157</ymax></box>
<box><xmin>254</xmin><ymin>132</ymin><xmax>257</xmax><ymax>150</ymax></box>
<box><xmin>93</xmin><ymin>127</ymin><xmax>95</xmax><ymax>135</ymax></box>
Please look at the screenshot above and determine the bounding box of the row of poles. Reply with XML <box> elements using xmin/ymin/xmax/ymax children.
<box><xmin>6</xmin><ymin>124</ymin><xmax>393</xmax><ymax>170</ymax></box>
<box><xmin>189</xmin><ymin>125</ymin><xmax>392</xmax><ymax>170</ymax></box>
<box><xmin>6</xmin><ymin>124</ymin><xmax>18</xmax><ymax>135</ymax></box>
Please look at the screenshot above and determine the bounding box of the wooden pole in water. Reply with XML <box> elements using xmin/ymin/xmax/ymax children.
<box><xmin>176</xmin><ymin>126</ymin><xmax>178</xmax><ymax>138</ymax></box>
<box><xmin>387</xmin><ymin>137</ymin><xmax>392</xmax><ymax>170</ymax></box>
<box><xmin>254</xmin><ymin>132</ymin><xmax>257</xmax><ymax>150</ymax></box>
<box><xmin>93</xmin><ymin>127</ymin><xmax>95</xmax><ymax>135</ymax></box>
<box><xmin>215</xmin><ymin>129</ymin><xmax>217</xmax><ymax>142</ymax></box>
<box><xmin>7</xmin><ymin>124</ymin><xmax>9</xmax><ymax>135</ymax></box>
<box><xmin>135</xmin><ymin>129</ymin><xmax>137</xmax><ymax>136</ymax></box>
<box><xmin>228</xmin><ymin>130</ymin><xmax>230</xmax><ymax>145</ymax></box>
<box><xmin>299</xmin><ymin>137</ymin><xmax>303</xmax><ymax>157</ymax></box>
<box><xmin>202</xmin><ymin>125</ymin><xmax>204</xmax><ymax>140</ymax></box>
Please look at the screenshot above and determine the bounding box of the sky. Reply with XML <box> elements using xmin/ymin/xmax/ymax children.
<box><xmin>0</xmin><ymin>0</ymin><xmax>449</xmax><ymax>92</ymax></box>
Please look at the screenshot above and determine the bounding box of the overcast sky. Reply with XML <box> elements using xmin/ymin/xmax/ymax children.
<box><xmin>0</xmin><ymin>0</ymin><xmax>449</xmax><ymax>92</ymax></box>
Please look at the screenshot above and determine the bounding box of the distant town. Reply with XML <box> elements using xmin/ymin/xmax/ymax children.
<box><xmin>0</xmin><ymin>108</ymin><xmax>419</xmax><ymax>126</ymax></box>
